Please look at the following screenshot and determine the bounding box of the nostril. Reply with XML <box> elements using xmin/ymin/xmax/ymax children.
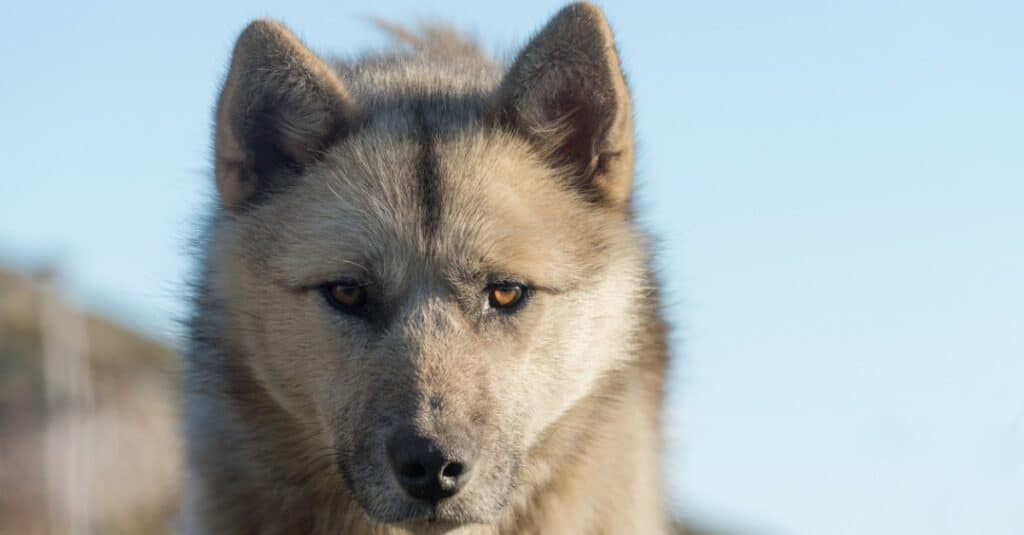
<box><xmin>441</xmin><ymin>462</ymin><xmax>463</xmax><ymax>479</ymax></box>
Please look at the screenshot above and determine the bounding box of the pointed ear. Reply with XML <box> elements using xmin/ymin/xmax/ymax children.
<box><xmin>495</xmin><ymin>3</ymin><xmax>633</xmax><ymax>206</ymax></box>
<box><xmin>214</xmin><ymin>20</ymin><xmax>355</xmax><ymax>208</ymax></box>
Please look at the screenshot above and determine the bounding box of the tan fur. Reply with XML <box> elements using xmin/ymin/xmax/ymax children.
<box><xmin>183</xmin><ymin>4</ymin><xmax>670</xmax><ymax>534</ymax></box>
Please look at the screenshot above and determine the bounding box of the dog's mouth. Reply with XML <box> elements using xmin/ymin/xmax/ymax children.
<box><xmin>351</xmin><ymin>494</ymin><xmax>496</xmax><ymax>533</ymax></box>
<box><xmin>392</xmin><ymin>516</ymin><xmax>468</xmax><ymax>535</ymax></box>
<box><xmin>360</xmin><ymin>490</ymin><xmax>497</xmax><ymax>526</ymax></box>
<box><xmin>393</xmin><ymin>505</ymin><xmax>476</xmax><ymax>528</ymax></box>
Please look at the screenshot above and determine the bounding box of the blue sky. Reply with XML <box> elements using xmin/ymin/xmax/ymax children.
<box><xmin>1</xmin><ymin>1</ymin><xmax>1022</xmax><ymax>533</ymax></box>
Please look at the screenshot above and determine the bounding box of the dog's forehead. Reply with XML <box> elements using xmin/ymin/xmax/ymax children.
<box><xmin>263</xmin><ymin>117</ymin><xmax>602</xmax><ymax>289</ymax></box>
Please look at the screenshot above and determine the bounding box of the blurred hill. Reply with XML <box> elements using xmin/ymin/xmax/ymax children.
<box><xmin>0</xmin><ymin>266</ymin><xmax>180</xmax><ymax>534</ymax></box>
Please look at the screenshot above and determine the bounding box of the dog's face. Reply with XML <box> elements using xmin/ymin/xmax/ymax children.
<box><xmin>209</xmin><ymin>5</ymin><xmax>642</xmax><ymax>529</ymax></box>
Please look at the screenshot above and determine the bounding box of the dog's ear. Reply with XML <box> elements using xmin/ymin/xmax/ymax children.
<box><xmin>495</xmin><ymin>3</ymin><xmax>633</xmax><ymax>206</ymax></box>
<box><xmin>214</xmin><ymin>20</ymin><xmax>355</xmax><ymax>208</ymax></box>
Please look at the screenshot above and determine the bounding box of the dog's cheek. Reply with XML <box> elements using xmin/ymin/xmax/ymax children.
<box><xmin>248</xmin><ymin>301</ymin><xmax>326</xmax><ymax>417</ymax></box>
<box><xmin>305</xmin><ymin>316</ymin><xmax>378</xmax><ymax>435</ymax></box>
<box><xmin>523</xmin><ymin>259</ymin><xmax>643</xmax><ymax>443</ymax></box>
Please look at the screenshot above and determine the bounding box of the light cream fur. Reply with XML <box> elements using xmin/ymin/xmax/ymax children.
<box><xmin>183</xmin><ymin>4</ymin><xmax>670</xmax><ymax>534</ymax></box>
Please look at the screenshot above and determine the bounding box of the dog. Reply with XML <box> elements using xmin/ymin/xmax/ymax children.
<box><xmin>182</xmin><ymin>3</ymin><xmax>671</xmax><ymax>533</ymax></box>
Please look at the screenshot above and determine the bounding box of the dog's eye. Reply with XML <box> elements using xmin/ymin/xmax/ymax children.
<box><xmin>488</xmin><ymin>283</ymin><xmax>527</xmax><ymax>310</ymax></box>
<box><xmin>321</xmin><ymin>281</ymin><xmax>367</xmax><ymax>314</ymax></box>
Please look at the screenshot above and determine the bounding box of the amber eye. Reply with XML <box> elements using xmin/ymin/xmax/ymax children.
<box><xmin>321</xmin><ymin>281</ymin><xmax>367</xmax><ymax>314</ymax></box>
<box><xmin>488</xmin><ymin>283</ymin><xmax>526</xmax><ymax>310</ymax></box>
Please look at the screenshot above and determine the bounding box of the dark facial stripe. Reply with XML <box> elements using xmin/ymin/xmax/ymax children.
<box><xmin>413</xmin><ymin>105</ymin><xmax>442</xmax><ymax>237</ymax></box>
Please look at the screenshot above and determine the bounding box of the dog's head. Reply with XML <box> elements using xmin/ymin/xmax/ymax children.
<box><xmin>207</xmin><ymin>3</ymin><xmax>647</xmax><ymax>529</ymax></box>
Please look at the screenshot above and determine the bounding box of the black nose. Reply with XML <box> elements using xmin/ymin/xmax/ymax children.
<box><xmin>386</xmin><ymin>431</ymin><xmax>472</xmax><ymax>503</ymax></box>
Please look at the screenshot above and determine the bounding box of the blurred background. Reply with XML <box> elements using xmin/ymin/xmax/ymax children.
<box><xmin>1</xmin><ymin>1</ymin><xmax>1021</xmax><ymax>533</ymax></box>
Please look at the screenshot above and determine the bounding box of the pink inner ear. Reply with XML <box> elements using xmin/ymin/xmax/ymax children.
<box><xmin>546</xmin><ymin>94</ymin><xmax>600</xmax><ymax>174</ymax></box>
